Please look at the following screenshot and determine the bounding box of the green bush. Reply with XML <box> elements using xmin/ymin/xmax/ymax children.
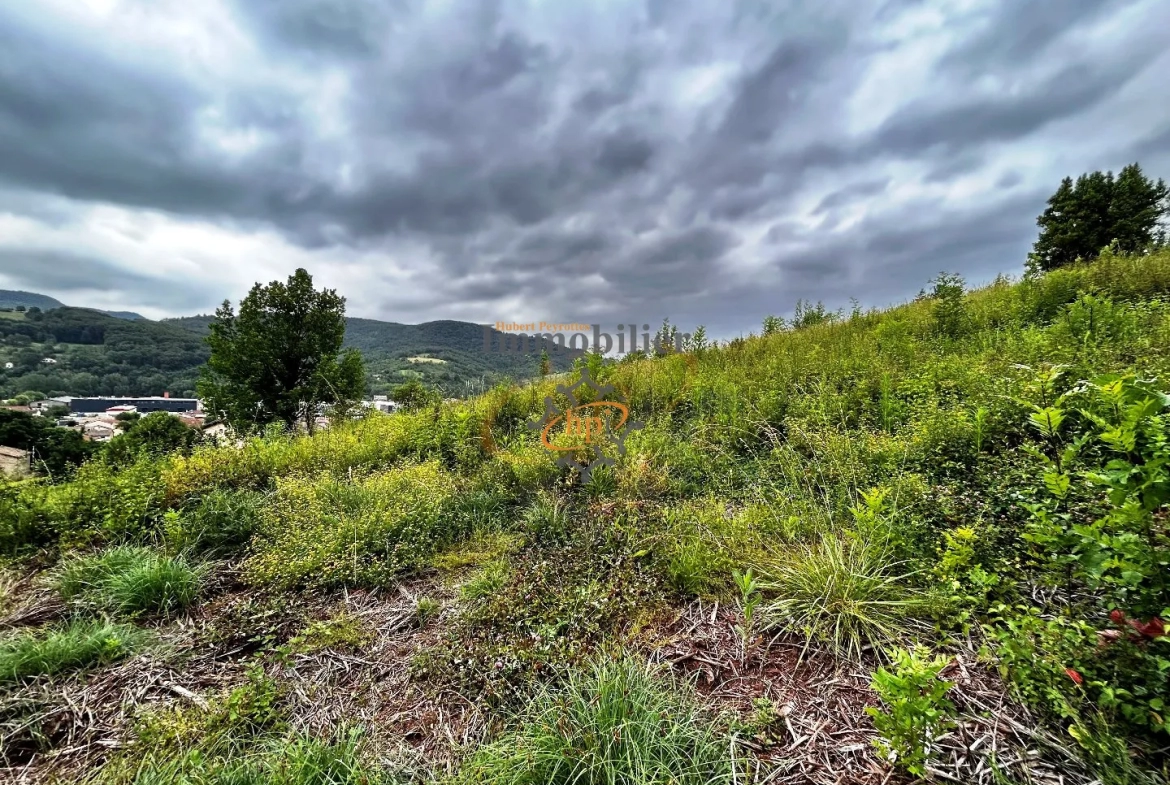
<box><xmin>457</xmin><ymin>657</ymin><xmax>736</xmax><ymax>785</ymax></box>
<box><xmin>56</xmin><ymin>546</ymin><xmax>202</xmax><ymax>618</ymax></box>
<box><xmin>0</xmin><ymin>620</ymin><xmax>147</xmax><ymax>683</ymax></box>
<box><xmin>756</xmin><ymin>537</ymin><xmax>928</xmax><ymax>660</ymax></box>
<box><xmin>166</xmin><ymin>489</ymin><xmax>264</xmax><ymax>554</ymax></box>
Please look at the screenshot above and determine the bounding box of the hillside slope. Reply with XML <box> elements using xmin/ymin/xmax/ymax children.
<box><xmin>0</xmin><ymin>307</ymin><xmax>208</xmax><ymax>398</ymax></box>
<box><xmin>0</xmin><ymin>289</ymin><xmax>65</xmax><ymax>310</ymax></box>
<box><xmin>4</xmin><ymin>250</ymin><xmax>1170</xmax><ymax>784</ymax></box>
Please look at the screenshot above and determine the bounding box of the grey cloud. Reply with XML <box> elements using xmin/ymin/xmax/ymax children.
<box><xmin>0</xmin><ymin>249</ymin><xmax>215</xmax><ymax>310</ymax></box>
<box><xmin>813</xmin><ymin>178</ymin><xmax>891</xmax><ymax>214</ymax></box>
<box><xmin>0</xmin><ymin>0</ymin><xmax>1168</xmax><ymax>336</ymax></box>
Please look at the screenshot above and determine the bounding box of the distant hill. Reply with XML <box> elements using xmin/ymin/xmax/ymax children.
<box><xmin>0</xmin><ymin>304</ymin><xmax>579</xmax><ymax>401</ymax></box>
<box><xmin>0</xmin><ymin>290</ymin><xmax>65</xmax><ymax>310</ymax></box>
<box><xmin>166</xmin><ymin>315</ymin><xmax>581</xmax><ymax>395</ymax></box>
<box><xmin>0</xmin><ymin>290</ymin><xmax>144</xmax><ymax>320</ymax></box>
<box><xmin>0</xmin><ymin>307</ymin><xmax>208</xmax><ymax>399</ymax></box>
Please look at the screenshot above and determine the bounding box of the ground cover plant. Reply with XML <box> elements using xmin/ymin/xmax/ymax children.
<box><xmin>2</xmin><ymin>249</ymin><xmax>1170</xmax><ymax>783</ymax></box>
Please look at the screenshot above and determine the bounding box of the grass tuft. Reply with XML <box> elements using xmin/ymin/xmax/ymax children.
<box><xmin>457</xmin><ymin>656</ymin><xmax>736</xmax><ymax>785</ymax></box>
<box><xmin>756</xmin><ymin>536</ymin><xmax>927</xmax><ymax>660</ymax></box>
<box><xmin>0</xmin><ymin>619</ymin><xmax>147</xmax><ymax>683</ymax></box>
<box><xmin>56</xmin><ymin>546</ymin><xmax>202</xmax><ymax>618</ymax></box>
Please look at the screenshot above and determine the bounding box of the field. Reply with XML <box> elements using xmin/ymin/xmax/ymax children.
<box><xmin>2</xmin><ymin>248</ymin><xmax>1170</xmax><ymax>784</ymax></box>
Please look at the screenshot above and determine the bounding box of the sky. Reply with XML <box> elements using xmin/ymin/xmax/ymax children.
<box><xmin>1</xmin><ymin>0</ymin><xmax>1169</xmax><ymax>337</ymax></box>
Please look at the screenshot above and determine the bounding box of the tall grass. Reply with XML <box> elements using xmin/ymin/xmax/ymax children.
<box><xmin>0</xmin><ymin>619</ymin><xmax>147</xmax><ymax>683</ymax></box>
<box><xmin>457</xmin><ymin>657</ymin><xmax>736</xmax><ymax>785</ymax></box>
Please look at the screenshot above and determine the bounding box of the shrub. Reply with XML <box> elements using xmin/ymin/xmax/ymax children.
<box><xmin>0</xmin><ymin>620</ymin><xmax>147</xmax><ymax>683</ymax></box>
<box><xmin>866</xmin><ymin>645</ymin><xmax>957</xmax><ymax>777</ymax></box>
<box><xmin>755</xmin><ymin>537</ymin><xmax>928</xmax><ymax>660</ymax></box>
<box><xmin>244</xmin><ymin>462</ymin><xmax>457</xmax><ymax>589</ymax></box>
<box><xmin>56</xmin><ymin>546</ymin><xmax>202</xmax><ymax>618</ymax></box>
<box><xmin>456</xmin><ymin>657</ymin><xmax>736</xmax><ymax>785</ymax></box>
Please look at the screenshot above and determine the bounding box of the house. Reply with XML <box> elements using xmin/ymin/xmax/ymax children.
<box><xmin>3</xmin><ymin>362</ymin><xmax>12</xmax><ymax>369</ymax></box>
<box><xmin>202</xmin><ymin>421</ymin><xmax>230</xmax><ymax>442</ymax></box>
<box><xmin>82</xmin><ymin>421</ymin><xmax>116</xmax><ymax>442</ymax></box>
<box><xmin>0</xmin><ymin>445</ymin><xmax>30</xmax><ymax>477</ymax></box>
<box><xmin>29</xmin><ymin>397</ymin><xmax>72</xmax><ymax>413</ymax></box>
<box><xmin>41</xmin><ymin>357</ymin><xmax>57</xmax><ymax>364</ymax></box>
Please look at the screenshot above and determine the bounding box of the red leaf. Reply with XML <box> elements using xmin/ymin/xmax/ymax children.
<box><xmin>1109</xmin><ymin>609</ymin><xmax>1126</xmax><ymax>625</ymax></box>
<box><xmin>1065</xmin><ymin>668</ymin><xmax>1083</xmax><ymax>685</ymax></box>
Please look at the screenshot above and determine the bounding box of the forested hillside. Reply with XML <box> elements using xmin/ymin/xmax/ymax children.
<box><xmin>3</xmin><ymin>249</ymin><xmax>1170</xmax><ymax>784</ymax></box>
<box><xmin>169</xmin><ymin>315</ymin><xmax>580</xmax><ymax>395</ymax></box>
<box><xmin>0</xmin><ymin>308</ymin><xmax>208</xmax><ymax>398</ymax></box>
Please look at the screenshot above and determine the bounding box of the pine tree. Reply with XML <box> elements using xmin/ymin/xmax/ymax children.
<box><xmin>1109</xmin><ymin>163</ymin><xmax>1169</xmax><ymax>253</ymax></box>
<box><xmin>1031</xmin><ymin>164</ymin><xmax>1168</xmax><ymax>271</ymax></box>
<box><xmin>539</xmin><ymin>349</ymin><xmax>550</xmax><ymax>377</ymax></box>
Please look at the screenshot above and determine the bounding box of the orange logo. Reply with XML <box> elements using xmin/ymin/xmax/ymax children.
<box><xmin>529</xmin><ymin>368</ymin><xmax>643</xmax><ymax>480</ymax></box>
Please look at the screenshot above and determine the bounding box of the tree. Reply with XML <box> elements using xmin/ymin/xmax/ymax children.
<box><xmin>390</xmin><ymin>377</ymin><xmax>440</xmax><ymax>411</ymax></box>
<box><xmin>106</xmin><ymin>411</ymin><xmax>198</xmax><ymax>465</ymax></box>
<box><xmin>198</xmin><ymin>269</ymin><xmax>365</xmax><ymax>433</ymax></box>
<box><xmin>0</xmin><ymin>409</ymin><xmax>97</xmax><ymax>478</ymax></box>
<box><xmin>1109</xmin><ymin>163</ymin><xmax>1169</xmax><ymax>252</ymax></box>
<box><xmin>539</xmin><ymin>349</ymin><xmax>551</xmax><ymax>377</ymax></box>
<box><xmin>1031</xmin><ymin>164</ymin><xmax>1168</xmax><ymax>271</ymax></box>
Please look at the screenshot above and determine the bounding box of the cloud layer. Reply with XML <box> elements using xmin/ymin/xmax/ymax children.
<box><xmin>2</xmin><ymin>0</ymin><xmax>1169</xmax><ymax>334</ymax></box>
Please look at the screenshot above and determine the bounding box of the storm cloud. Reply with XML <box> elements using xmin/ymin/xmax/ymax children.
<box><xmin>1</xmin><ymin>0</ymin><xmax>1168</xmax><ymax>333</ymax></box>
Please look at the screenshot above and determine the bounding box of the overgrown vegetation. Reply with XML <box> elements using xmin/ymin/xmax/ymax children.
<box><xmin>4</xmin><ymin>249</ymin><xmax>1170</xmax><ymax>782</ymax></box>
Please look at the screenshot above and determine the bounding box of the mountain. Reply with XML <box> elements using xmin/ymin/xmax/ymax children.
<box><xmin>0</xmin><ymin>305</ymin><xmax>577</xmax><ymax>401</ymax></box>
<box><xmin>0</xmin><ymin>290</ymin><xmax>65</xmax><ymax>311</ymax></box>
<box><xmin>0</xmin><ymin>289</ymin><xmax>144</xmax><ymax>320</ymax></box>
<box><xmin>0</xmin><ymin>307</ymin><xmax>208</xmax><ymax>399</ymax></box>
<box><xmin>166</xmin><ymin>315</ymin><xmax>581</xmax><ymax>395</ymax></box>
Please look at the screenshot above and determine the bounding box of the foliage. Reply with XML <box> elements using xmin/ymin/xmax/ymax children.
<box><xmin>198</xmin><ymin>268</ymin><xmax>366</xmax><ymax>432</ymax></box>
<box><xmin>243</xmin><ymin>462</ymin><xmax>458</xmax><ymax>589</ymax></box>
<box><xmin>0</xmin><ymin>408</ymin><xmax>99</xmax><ymax>478</ymax></box>
<box><xmin>390</xmin><ymin>377</ymin><xmax>442</xmax><ymax>411</ymax></box>
<box><xmin>930</xmin><ymin>272</ymin><xmax>970</xmax><ymax>338</ymax></box>
<box><xmin>456</xmin><ymin>656</ymin><xmax>736</xmax><ymax>785</ymax></box>
<box><xmin>106</xmin><ymin>411</ymin><xmax>201</xmax><ymax>466</ymax></box>
<box><xmin>0</xmin><ymin>619</ymin><xmax>147</xmax><ymax>683</ymax></box>
<box><xmin>866</xmin><ymin>645</ymin><xmax>957</xmax><ymax>777</ymax></box>
<box><xmin>1031</xmin><ymin>164</ymin><xmax>1169</xmax><ymax>271</ymax></box>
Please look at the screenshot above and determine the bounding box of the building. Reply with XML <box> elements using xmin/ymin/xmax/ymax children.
<box><xmin>0</xmin><ymin>445</ymin><xmax>30</xmax><ymax>477</ymax></box>
<box><xmin>82</xmin><ymin>421</ymin><xmax>116</xmax><ymax>442</ymax></box>
<box><xmin>29</xmin><ymin>397</ymin><xmax>72</xmax><ymax>413</ymax></box>
<box><xmin>69</xmin><ymin>396</ymin><xmax>200</xmax><ymax>414</ymax></box>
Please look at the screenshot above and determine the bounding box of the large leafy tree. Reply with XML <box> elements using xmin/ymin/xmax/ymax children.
<box><xmin>1031</xmin><ymin>163</ymin><xmax>1168</xmax><ymax>272</ymax></box>
<box><xmin>198</xmin><ymin>269</ymin><xmax>365</xmax><ymax>433</ymax></box>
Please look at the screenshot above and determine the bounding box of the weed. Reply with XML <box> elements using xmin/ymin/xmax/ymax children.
<box><xmin>287</xmin><ymin>611</ymin><xmax>372</xmax><ymax>654</ymax></box>
<box><xmin>56</xmin><ymin>546</ymin><xmax>202</xmax><ymax>618</ymax></box>
<box><xmin>866</xmin><ymin>645</ymin><xmax>957</xmax><ymax>777</ymax></box>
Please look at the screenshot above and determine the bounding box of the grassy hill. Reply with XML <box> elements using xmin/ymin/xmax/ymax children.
<box><xmin>3</xmin><ymin>249</ymin><xmax>1170</xmax><ymax>784</ymax></box>
<box><xmin>167</xmin><ymin>315</ymin><xmax>581</xmax><ymax>396</ymax></box>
